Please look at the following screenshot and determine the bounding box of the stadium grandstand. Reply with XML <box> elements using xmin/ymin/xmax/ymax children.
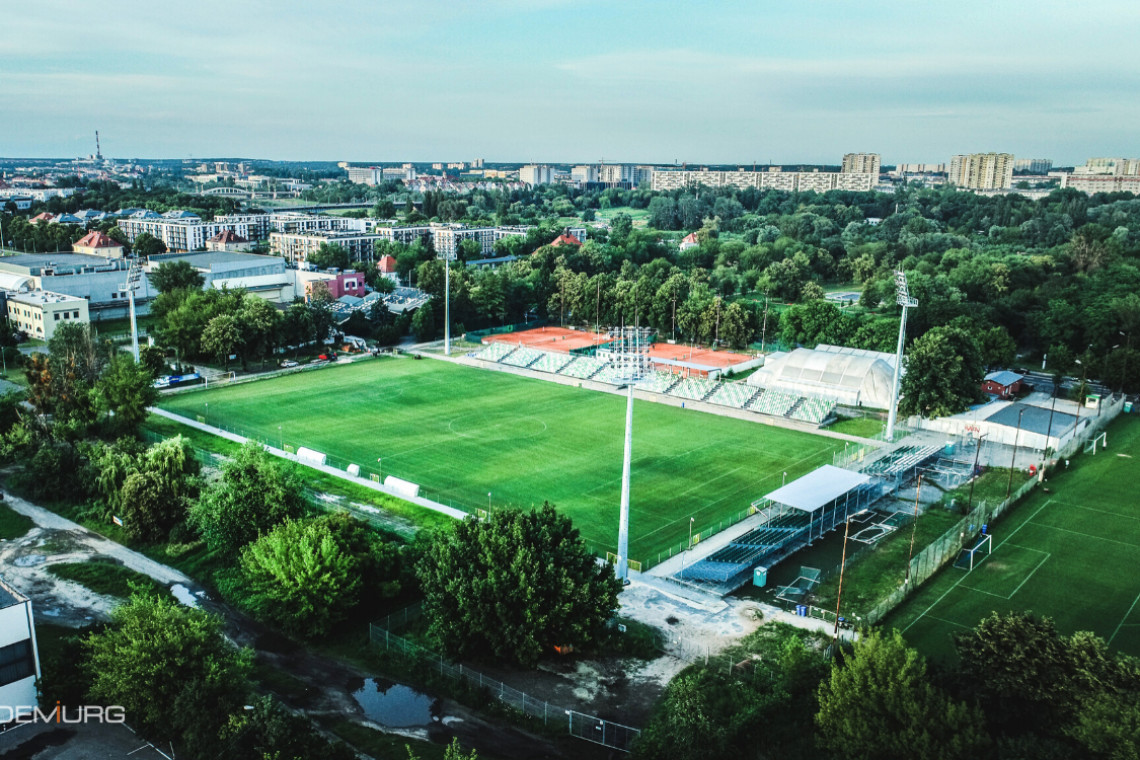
<box><xmin>675</xmin><ymin>466</ymin><xmax>882</xmax><ymax>593</ymax></box>
<box><xmin>747</xmin><ymin>345</ymin><xmax>895</xmax><ymax>409</ymax></box>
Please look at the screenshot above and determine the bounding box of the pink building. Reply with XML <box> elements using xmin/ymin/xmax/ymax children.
<box><xmin>306</xmin><ymin>270</ymin><xmax>366</xmax><ymax>300</ymax></box>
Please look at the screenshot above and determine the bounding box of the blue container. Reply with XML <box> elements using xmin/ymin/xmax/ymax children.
<box><xmin>753</xmin><ymin>566</ymin><xmax>768</xmax><ymax>588</ymax></box>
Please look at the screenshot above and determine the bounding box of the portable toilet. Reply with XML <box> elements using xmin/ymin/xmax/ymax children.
<box><xmin>943</xmin><ymin>441</ymin><xmax>956</xmax><ymax>456</ymax></box>
<box><xmin>753</xmin><ymin>566</ymin><xmax>768</xmax><ymax>588</ymax></box>
<box><xmin>1126</xmin><ymin>401</ymin><xmax>1134</xmax><ymax>414</ymax></box>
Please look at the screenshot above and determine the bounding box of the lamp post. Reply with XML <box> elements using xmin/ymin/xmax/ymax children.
<box><xmin>833</xmin><ymin>514</ymin><xmax>853</xmax><ymax>643</ymax></box>
<box><xmin>376</xmin><ymin>457</ymin><xmax>382</xmax><ymax>480</ymax></box>
<box><xmin>680</xmin><ymin>517</ymin><xmax>695</xmax><ymax>579</ymax></box>
<box><xmin>278</xmin><ymin>425</ymin><xmax>282</xmax><ymax>449</ymax></box>
<box><xmin>1006</xmin><ymin>407</ymin><xmax>1026</xmax><ymax>500</ymax></box>
<box><xmin>1042</xmin><ymin>382</ymin><xmax>1058</xmax><ymax>480</ymax></box>
<box><xmin>204</xmin><ymin>402</ymin><xmax>208</xmax><ymax>425</ymax></box>
<box><xmin>966</xmin><ymin>434</ymin><xmax>987</xmax><ymax>513</ymax></box>
<box><xmin>488</xmin><ymin>491</ymin><xmax>492</xmax><ymax>512</ymax></box>
<box><xmin>1121</xmin><ymin>331</ymin><xmax>1131</xmax><ymax>395</ymax></box>
<box><xmin>782</xmin><ymin>472</ymin><xmax>787</xmax><ymax>487</ymax></box>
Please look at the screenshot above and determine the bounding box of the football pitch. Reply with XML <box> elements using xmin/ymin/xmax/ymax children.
<box><xmin>158</xmin><ymin>358</ymin><xmax>842</xmax><ymax>564</ymax></box>
<box><xmin>888</xmin><ymin>414</ymin><xmax>1140</xmax><ymax>660</ymax></box>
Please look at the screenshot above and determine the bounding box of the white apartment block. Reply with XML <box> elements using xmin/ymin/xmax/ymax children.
<box><xmin>117</xmin><ymin>212</ymin><xmax>364</xmax><ymax>252</ymax></box>
<box><xmin>1013</xmin><ymin>158</ymin><xmax>1053</xmax><ymax>174</ymax></box>
<box><xmin>432</xmin><ymin>225</ymin><xmax>499</xmax><ymax>260</ymax></box>
<box><xmin>893</xmin><ymin>163</ymin><xmax>947</xmax><ymax>175</ymax></box>
<box><xmin>0</xmin><ymin>579</ymin><xmax>40</xmax><ymax>718</ymax></box>
<box><xmin>948</xmin><ymin>153</ymin><xmax>1014</xmax><ymax>190</ymax></box>
<box><xmin>519</xmin><ymin>165</ymin><xmax>555</xmax><ymax>186</ymax></box>
<box><xmin>6</xmin><ymin>289</ymin><xmax>89</xmax><ymax>341</ymax></box>
<box><xmin>650</xmin><ymin>168</ymin><xmax>875</xmax><ymax>193</ymax></box>
<box><xmin>269</xmin><ymin>231</ymin><xmax>384</xmax><ymax>266</ymax></box>
<box><xmin>1071</xmin><ymin>157</ymin><xmax>1140</xmax><ymax>176</ymax></box>
<box><xmin>346</xmin><ymin>166</ymin><xmax>381</xmax><ymax>185</ymax></box>
<box><xmin>841</xmin><ymin>153</ymin><xmax>882</xmax><ymax>176</ymax></box>
<box><xmin>1059</xmin><ymin>174</ymin><xmax>1140</xmax><ymax>195</ymax></box>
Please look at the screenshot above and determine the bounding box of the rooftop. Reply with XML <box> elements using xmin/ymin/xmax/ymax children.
<box><xmin>763</xmin><ymin>465</ymin><xmax>872</xmax><ymax>513</ymax></box>
<box><xmin>985</xmin><ymin>370</ymin><xmax>1025</xmax><ymax>387</ymax></box>
<box><xmin>9</xmin><ymin>289</ymin><xmax>87</xmax><ymax>306</ymax></box>
<box><xmin>74</xmin><ymin>230</ymin><xmax>121</xmax><ymax>249</ymax></box>
<box><xmin>0</xmin><ymin>252</ymin><xmax>128</xmax><ymax>273</ymax></box>
<box><xmin>985</xmin><ymin>402</ymin><xmax>1078</xmax><ymax>437</ymax></box>
<box><xmin>209</xmin><ymin>229</ymin><xmax>249</xmax><ymax>244</ymax></box>
<box><xmin>149</xmin><ymin>251</ymin><xmax>280</xmax><ymax>270</ymax></box>
<box><xmin>0</xmin><ymin>577</ymin><xmax>28</xmax><ymax>610</ymax></box>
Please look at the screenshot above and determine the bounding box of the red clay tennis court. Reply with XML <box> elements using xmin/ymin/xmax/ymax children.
<box><xmin>484</xmin><ymin>326</ymin><xmax>610</xmax><ymax>353</ymax></box>
<box><xmin>647</xmin><ymin>342</ymin><xmax>753</xmax><ymax>369</ymax></box>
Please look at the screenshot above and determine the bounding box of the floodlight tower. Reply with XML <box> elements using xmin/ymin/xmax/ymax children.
<box><xmin>609</xmin><ymin>326</ymin><xmax>653</xmax><ymax>583</ymax></box>
<box><xmin>886</xmin><ymin>270</ymin><xmax>918</xmax><ymax>441</ymax></box>
<box><xmin>122</xmin><ymin>259</ymin><xmax>142</xmax><ymax>362</ymax></box>
<box><xmin>444</xmin><ymin>251</ymin><xmax>450</xmax><ymax>355</ymax></box>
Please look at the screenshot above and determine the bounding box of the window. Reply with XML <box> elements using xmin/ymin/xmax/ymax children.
<box><xmin>54</xmin><ymin>313</ymin><xmax>60</xmax><ymax>321</ymax></box>
<box><xmin>73</xmin><ymin>312</ymin><xmax>79</xmax><ymax>319</ymax></box>
<box><xmin>0</xmin><ymin>639</ymin><xmax>35</xmax><ymax>686</ymax></box>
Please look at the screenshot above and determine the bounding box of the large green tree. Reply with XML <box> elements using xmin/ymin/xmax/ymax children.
<box><xmin>417</xmin><ymin>504</ymin><xmax>621</xmax><ymax>667</ymax></box>
<box><xmin>816</xmin><ymin>630</ymin><xmax>989</xmax><ymax>760</ymax></box>
<box><xmin>84</xmin><ymin>591</ymin><xmax>253</xmax><ymax>756</ymax></box>
<box><xmin>190</xmin><ymin>442</ymin><xmax>309</xmax><ymax>556</ymax></box>
<box><xmin>150</xmin><ymin>260</ymin><xmax>205</xmax><ymax>294</ymax></box>
<box><xmin>899</xmin><ymin>325</ymin><xmax>985</xmax><ymax>418</ymax></box>
<box><xmin>95</xmin><ymin>354</ymin><xmax>158</xmax><ymax>436</ymax></box>
<box><xmin>119</xmin><ymin>436</ymin><xmax>200</xmax><ymax>542</ymax></box>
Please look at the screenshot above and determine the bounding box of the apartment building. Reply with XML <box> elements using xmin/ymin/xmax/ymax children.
<box><xmin>117</xmin><ymin>211</ymin><xmax>363</xmax><ymax>251</ymax></box>
<box><xmin>893</xmin><ymin>163</ymin><xmax>947</xmax><ymax>175</ymax></box>
<box><xmin>269</xmin><ymin>231</ymin><xmax>383</xmax><ymax>266</ymax></box>
<box><xmin>650</xmin><ymin>168</ymin><xmax>875</xmax><ymax>192</ymax></box>
<box><xmin>6</xmin><ymin>289</ymin><xmax>89</xmax><ymax>340</ymax></box>
<box><xmin>519</xmin><ymin>165</ymin><xmax>555</xmax><ymax>186</ymax></box>
<box><xmin>1059</xmin><ymin>173</ymin><xmax>1140</xmax><ymax>195</ymax></box>
<box><xmin>841</xmin><ymin>153</ymin><xmax>882</xmax><ymax>176</ymax></box>
<box><xmin>0</xmin><ymin>579</ymin><xmax>40</xmax><ymax>717</ymax></box>
<box><xmin>948</xmin><ymin>153</ymin><xmax>1015</xmax><ymax>189</ymax></box>
<box><xmin>1071</xmin><ymin>157</ymin><xmax>1140</xmax><ymax>176</ymax></box>
<box><xmin>346</xmin><ymin>166</ymin><xmax>381</xmax><ymax>185</ymax></box>
<box><xmin>1014</xmin><ymin>158</ymin><xmax>1053</xmax><ymax>174</ymax></box>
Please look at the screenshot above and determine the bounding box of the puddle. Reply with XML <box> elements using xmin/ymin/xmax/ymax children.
<box><xmin>170</xmin><ymin>584</ymin><xmax>199</xmax><ymax>608</ymax></box>
<box><xmin>14</xmin><ymin>555</ymin><xmax>45</xmax><ymax>567</ymax></box>
<box><xmin>351</xmin><ymin>679</ymin><xmax>441</xmax><ymax>728</ymax></box>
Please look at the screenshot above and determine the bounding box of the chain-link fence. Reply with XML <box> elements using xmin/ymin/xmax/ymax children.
<box><xmin>368</xmin><ymin>615</ymin><xmax>641</xmax><ymax>753</ymax></box>
<box><xmin>643</xmin><ymin>505</ymin><xmax>756</xmax><ymax>570</ymax></box>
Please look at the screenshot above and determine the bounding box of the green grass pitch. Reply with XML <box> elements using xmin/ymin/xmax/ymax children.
<box><xmin>887</xmin><ymin>414</ymin><xmax>1140</xmax><ymax>660</ymax></box>
<box><xmin>158</xmin><ymin>358</ymin><xmax>842</xmax><ymax>564</ymax></box>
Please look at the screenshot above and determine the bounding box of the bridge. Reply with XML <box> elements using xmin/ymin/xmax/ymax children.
<box><xmin>199</xmin><ymin>186</ymin><xmax>252</xmax><ymax>198</ymax></box>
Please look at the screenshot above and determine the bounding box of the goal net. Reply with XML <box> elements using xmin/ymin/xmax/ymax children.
<box><xmin>1085</xmin><ymin>431</ymin><xmax>1107</xmax><ymax>455</ymax></box>
<box><xmin>953</xmin><ymin>534</ymin><xmax>992</xmax><ymax>571</ymax></box>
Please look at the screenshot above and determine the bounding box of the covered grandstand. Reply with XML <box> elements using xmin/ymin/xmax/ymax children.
<box><xmin>746</xmin><ymin>346</ymin><xmax>896</xmax><ymax>409</ymax></box>
<box><xmin>674</xmin><ymin>465</ymin><xmax>881</xmax><ymax>592</ymax></box>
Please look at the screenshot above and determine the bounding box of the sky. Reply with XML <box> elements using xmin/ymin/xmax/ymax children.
<box><xmin>3</xmin><ymin>0</ymin><xmax>1139</xmax><ymax>165</ymax></box>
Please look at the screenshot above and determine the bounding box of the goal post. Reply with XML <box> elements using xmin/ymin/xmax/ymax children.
<box><xmin>1085</xmin><ymin>431</ymin><xmax>1107</xmax><ymax>455</ymax></box>
<box><xmin>953</xmin><ymin>534</ymin><xmax>992</xmax><ymax>572</ymax></box>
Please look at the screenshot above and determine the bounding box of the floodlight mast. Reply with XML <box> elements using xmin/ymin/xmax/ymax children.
<box><xmin>611</xmin><ymin>326</ymin><xmax>652</xmax><ymax>583</ymax></box>
<box><xmin>444</xmin><ymin>252</ymin><xmax>450</xmax><ymax>356</ymax></box>
<box><xmin>123</xmin><ymin>259</ymin><xmax>142</xmax><ymax>362</ymax></box>
<box><xmin>886</xmin><ymin>271</ymin><xmax>918</xmax><ymax>441</ymax></box>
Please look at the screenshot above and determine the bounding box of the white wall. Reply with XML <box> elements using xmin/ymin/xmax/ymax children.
<box><xmin>0</xmin><ymin>600</ymin><xmax>40</xmax><ymax>713</ymax></box>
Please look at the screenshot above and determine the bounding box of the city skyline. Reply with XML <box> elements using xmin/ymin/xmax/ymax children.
<box><xmin>3</xmin><ymin>0</ymin><xmax>1139</xmax><ymax>164</ymax></box>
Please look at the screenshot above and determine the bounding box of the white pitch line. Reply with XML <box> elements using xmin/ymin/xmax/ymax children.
<box><xmin>1110</xmin><ymin>588</ymin><xmax>1140</xmax><ymax>645</ymax></box>
<box><xmin>1005</xmin><ymin>552</ymin><xmax>1052</xmax><ymax>600</ymax></box>
<box><xmin>902</xmin><ymin>499</ymin><xmax>1054</xmax><ymax>634</ymax></box>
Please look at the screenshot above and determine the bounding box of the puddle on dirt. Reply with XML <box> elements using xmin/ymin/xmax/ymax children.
<box><xmin>13</xmin><ymin>554</ymin><xmax>45</xmax><ymax>567</ymax></box>
<box><xmin>170</xmin><ymin>584</ymin><xmax>199</xmax><ymax>608</ymax></box>
<box><xmin>351</xmin><ymin>679</ymin><xmax>441</xmax><ymax>728</ymax></box>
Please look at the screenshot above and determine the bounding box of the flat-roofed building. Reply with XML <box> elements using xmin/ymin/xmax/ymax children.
<box><xmin>6</xmin><ymin>289</ymin><xmax>89</xmax><ymax>340</ymax></box>
<box><xmin>948</xmin><ymin>153</ymin><xmax>1014</xmax><ymax>189</ymax></box>
<box><xmin>0</xmin><ymin>253</ymin><xmax>152</xmax><ymax>319</ymax></box>
<box><xmin>0</xmin><ymin>578</ymin><xmax>40</xmax><ymax>718</ymax></box>
<box><xmin>650</xmin><ymin>168</ymin><xmax>875</xmax><ymax>193</ymax></box>
<box><xmin>841</xmin><ymin>153</ymin><xmax>882</xmax><ymax>176</ymax></box>
<box><xmin>146</xmin><ymin>251</ymin><xmax>295</xmax><ymax>303</ymax></box>
<box><xmin>269</xmin><ymin>231</ymin><xmax>382</xmax><ymax>266</ymax></box>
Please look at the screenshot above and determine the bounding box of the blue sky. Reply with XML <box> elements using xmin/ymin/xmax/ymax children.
<box><xmin>3</xmin><ymin>0</ymin><xmax>1138</xmax><ymax>164</ymax></box>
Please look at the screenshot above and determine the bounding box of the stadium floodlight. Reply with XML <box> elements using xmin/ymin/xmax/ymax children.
<box><xmin>444</xmin><ymin>252</ymin><xmax>451</xmax><ymax>356</ymax></box>
<box><xmin>121</xmin><ymin>259</ymin><xmax>143</xmax><ymax>362</ymax></box>
<box><xmin>886</xmin><ymin>270</ymin><xmax>918</xmax><ymax>441</ymax></box>
<box><xmin>607</xmin><ymin>325</ymin><xmax>654</xmax><ymax>583</ymax></box>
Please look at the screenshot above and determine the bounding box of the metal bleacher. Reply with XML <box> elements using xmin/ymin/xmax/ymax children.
<box><xmin>559</xmin><ymin>355</ymin><xmax>609</xmax><ymax>380</ymax></box>
<box><xmin>680</xmin><ymin>512</ymin><xmax>808</xmax><ymax>585</ymax></box>
<box><xmin>529</xmin><ymin>351</ymin><xmax>575</xmax><ymax>374</ymax></box>
<box><xmin>636</xmin><ymin>371</ymin><xmax>681</xmax><ymax>394</ymax></box>
<box><xmin>707</xmin><ymin>382</ymin><xmax>759</xmax><ymax>410</ymax></box>
<box><xmin>501</xmin><ymin>347</ymin><xmax>544</xmax><ymax>368</ymax></box>
<box><xmin>668</xmin><ymin>376</ymin><xmax>720</xmax><ymax>402</ymax></box>
<box><xmin>748</xmin><ymin>388</ymin><xmax>799</xmax><ymax>417</ymax></box>
<box><xmin>789</xmin><ymin>396</ymin><xmax>837</xmax><ymax>424</ymax></box>
<box><xmin>475</xmin><ymin>343</ymin><xmax>516</xmax><ymax>362</ymax></box>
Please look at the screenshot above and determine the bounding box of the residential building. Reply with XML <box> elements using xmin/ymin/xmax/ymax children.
<box><xmin>892</xmin><ymin>163</ymin><xmax>946</xmax><ymax>175</ymax></box>
<box><xmin>206</xmin><ymin>230</ymin><xmax>252</xmax><ymax>252</ymax></box>
<box><xmin>432</xmin><ymin>224</ymin><xmax>498</xmax><ymax>260</ymax></box>
<box><xmin>519</xmin><ymin>165</ymin><xmax>555</xmax><ymax>186</ymax></box>
<box><xmin>269</xmin><ymin>231</ymin><xmax>382</xmax><ymax>266</ymax></box>
<box><xmin>1072</xmin><ymin>157</ymin><xmax>1140</xmax><ymax>176</ymax></box>
<box><xmin>298</xmin><ymin>269</ymin><xmax>366</xmax><ymax>300</ymax></box>
<box><xmin>0</xmin><ymin>579</ymin><xmax>40</xmax><ymax>718</ymax></box>
<box><xmin>679</xmin><ymin>232</ymin><xmax>699</xmax><ymax>251</ymax></box>
<box><xmin>1058</xmin><ymin>173</ymin><xmax>1140</xmax><ymax>195</ymax></box>
<box><xmin>947</xmin><ymin>153</ymin><xmax>1014</xmax><ymax>190</ymax></box>
<box><xmin>650</xmin><ymin>168</ymin><xmax>875</xmax><ymax>192</ymax></box>
<box><xmin>1013</xmin><ymin>158</ymin><xmax>1052</xmax><ymax>174</ymax></box>
<box><xmin>571</xmin><ymin>165</ymin><xmax>598</xmax><ymax>184</ymax></box>
<box><xmin>6</xmin><ymin>289</ymin><xmax>89</xmax><ymax>340</ymax></box>
<box><xmin>346</xmin><ymin>166</ymin><xmax>381</xmax><ymax>185</ymax></box>
<box><xmin>841</xmin><ymin>153</ymin><xmax>882</xmax><ymax>176</ymax></box>
<box><xmin>72</xmin><ymin>230</ymin><xmax>124</xmax><ymax>258</ymax></box>
<box><xmin>373</xmin><ymin>225</ymin><xmax>432</xmax><ymax>247</ymax></box>
<box><xmin>377</xmin><ymin>255</ymin><xmax>400</xmax><ymax>284</ymax></box>
<box><xmin>116</xmin><ymin>212</ymin><xmax>361</xmax><ymax>252</ymax></box>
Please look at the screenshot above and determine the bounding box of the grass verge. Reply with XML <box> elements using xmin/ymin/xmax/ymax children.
<box><xmin>0</xmin><ymin>502</ymin><xmax>34</xmax><ymax>540</ymax></box>
<box><xmin>47</xmin><ymin>558</ymin><xmax>166</xmax><ymax>599</ymax></box>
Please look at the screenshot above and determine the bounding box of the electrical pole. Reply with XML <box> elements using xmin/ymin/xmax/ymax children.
<box><xmin>966</xmin><ymin>434</ymin><xmax>987</xmax><ymax>512</ymax></box>
<box><xmin>1006</xmin><ymin>407</ymin><xmax>1025</xmax><ymax>500</ymax></box>
<box><xmin>444</xmin><ymin>252</ymin><xmax>450</xmax><ymax>355</ymax></box>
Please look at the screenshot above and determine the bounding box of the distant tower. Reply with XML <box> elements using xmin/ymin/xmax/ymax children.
<box><xmin>95</xmin><ymin>131</ymin><xmax>103</xmax><ymax>162</ymax></box>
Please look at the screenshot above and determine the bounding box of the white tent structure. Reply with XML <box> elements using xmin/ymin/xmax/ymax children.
<box><xmin>747</xmin><ymin>346</ymin><xmax>895</xmax><ymax>408</ymax></box>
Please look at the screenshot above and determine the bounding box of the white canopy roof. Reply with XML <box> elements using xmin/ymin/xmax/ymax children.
<box><xmin>762</xmin><ymin>465</ymin><xmax>872</xmax><ymax>513</ymax></box>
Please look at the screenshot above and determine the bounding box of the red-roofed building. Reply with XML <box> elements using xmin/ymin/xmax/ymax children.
<box><xmin>28</xmin><ymin>213</ymin><xmax>55</xmax><ymax>226</ymax></box>
<box><xmin>72</xmin><ymin>230</ymin><xmax>125</xmax><ymax>258</ymax></box>
<box><xmin>206</xmin><ymin>229</ymin><xmax>252</xmax><ymax>252</ymax></box>
<box><xmin>679</xmin><ymin>232</ymin><xmax>700</xmax><ymax>251</ymax></box>
<box><xmin>550</xmin><ymin>232</ymin><xmax>582</xmax><ymax>248</ymax></box>
<box><xmin>376</xmin><ymin>255</ymin><xmax>400</xmax><ymax>284</ymax></box>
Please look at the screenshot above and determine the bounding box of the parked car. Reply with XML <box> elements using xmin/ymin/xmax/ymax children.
<box><xmin>280</xmin><ymin>360</ymin><xmax>299</xmax><ymax>368</ymax></box>
<box><xmin>317</xmin><ymin>353</ymin><xmax>338</xmax><ymax>362</ymax></box>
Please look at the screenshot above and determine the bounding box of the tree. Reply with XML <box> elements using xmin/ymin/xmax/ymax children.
<box><xmin>150</xmin><ymin>260</ymin><xmax>204</xmax><ymax>294</ymax></box>
<box><xmin>417</xmin><ymin>503</ymin><xmax>622</xmax><ymax>667</ymax></box>
<box><xmin>237</xmin><ymin>517</ymin><xmax>362</xmax><ymax>638</ymax></box>
<box><xmin>201</xmin><ymin>313</ymin><xmax>242</xmax><ymax>369</ymax></box>
<box><xmin>138</xmin><ymin>344</ymin><xmax>167</xmax><ymax>377</ymax></box>
<box><xmin>94</xmin><ymin>354</ymin><xmax>158</xmax><ymax>437</ymax></box>
<box><xmin>83</xmin><ymin>590</ymin><xmax>253</xmax><ymax>756</ymax></box>
<box><xmin>119</xmin><ymin>436</ymin><xmax>200</xmax><ymax>542</ymax></box>
<box><xmin>899</xmin><ymin>325</ymin><xmax>985</xmax><ymax>418</ymax></box>
<box><xmin>190</xmin><ymin>442</ymin><xmax>309</xmax><ymax>556</ymax></box>
<box><xmin>234</xmin><ymin>296</ymin><xmax>282</xmax><ymax>369</ymax></box>
<box><xmin>457</xmin><ymin>238</ymin><xmax>482</xmax><ymax>263</ymax></box>
<box><xmin>306</xmin><ymin>242</ymin><xmax>350</xmax><ymax>270</ymax></box>
<box><xmin>816</xmin><ymin>630</ymin><xmax>989</xmax><ymax>760</ymax></box>
<box><xmin>131</xmin><ymin>232</ymin><xmax>167</xmax><ymax>257</ymax></box>
<box><xmin>372</xmin><ymin>198</ymin><xmax>396</xmax><ymax>219</ymax></box>
<box><xmin>412</xmin><ymin>301</ymin><xmax>436</xmax><ymax>342</ymax></box>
